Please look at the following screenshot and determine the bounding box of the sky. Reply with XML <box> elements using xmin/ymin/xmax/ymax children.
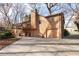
<box><xmin>24</xmin><ymin>3</ymin><xmax>63</xmax><ymax>16</ymax></box>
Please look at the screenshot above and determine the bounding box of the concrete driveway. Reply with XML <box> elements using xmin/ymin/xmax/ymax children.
<box><xmin>0</xmin><ymin>37</ymin><xmax>79</xmax><ymax>56</ymax></box>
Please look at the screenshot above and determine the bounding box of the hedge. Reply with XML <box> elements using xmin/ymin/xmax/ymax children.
<box><xmin>0</xmin><ymin>31</ymin><xmax>14</xmax><ymax>39</ymax></box>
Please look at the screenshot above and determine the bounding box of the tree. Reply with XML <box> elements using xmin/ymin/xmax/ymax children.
<box><xmin>45</xmin><ymin>3</ymin><xmax>57</xmax><ymax>15</ymax></box>
<box><xmin>0</xmin><ymin>3</ymin><xmax>13</xmax><ymax>29</ymax></box>
<box><xmin>0</xmin><ymin>3</ymin><xmax>27</xmax><ymax>29</ymax></box>
<box><xmin>12</xmin><ymin>3</ymin><xmax>27</xmax><ymax>24</ymax></box>
<box><xmin>67</xmin><ymin>3</ymin><xmax>79</xmax><ymax>30</ymax></box>
<box><xmin>59</xmin><ymin>3</ymin><xmax>74</xmax><ymax>28</ymax></box>
<box><xmin>28</xmin><ymin>3</ymin><xmax>42</xmax><ymax>14</ymax></box>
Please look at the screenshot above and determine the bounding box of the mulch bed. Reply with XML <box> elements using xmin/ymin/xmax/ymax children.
<box><xmin>0</xmin><ymin>38</ymin><xmax>20</xmax><ymax>50</ymax></box>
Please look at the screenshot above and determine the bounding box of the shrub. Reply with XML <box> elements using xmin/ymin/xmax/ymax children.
<box><xmin>4</xmin><ymin>31</ymin><xmax>12</xmax><ymax>36</ymax></box>
<box><xmin>0</xmin><ymin>31</ymin><xmax>13</xmax><ymax>39</ymax></box>
<box><xmin>64</xmin><ymin>29</ymin><xmax>70</xmax><ymax>36</ymax></box>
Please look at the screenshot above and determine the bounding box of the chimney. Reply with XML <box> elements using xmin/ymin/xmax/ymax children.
<box><xmin>31</xmin><ymin>9</ymin><xmax>38</xmax><ymax>29</ymax></box>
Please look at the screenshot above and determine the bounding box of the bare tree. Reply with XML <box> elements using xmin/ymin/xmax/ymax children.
<box><xmin>0</xmin><ymin>3</ymin><xmax>27</xmax><ymax>29</ymax></box>
<box><xmin>12</xmin><ymin>3</ymin><xmax>26</xmax><ymax>24</ymax></box>
<box><xmin>67</xmin><ymin>3</ymin><xmax>79</xmax><ymax>30</ymax></box>
<box><xmin>28</xmin><ymin>3</ymin><xmax>41</xmax><ymax>14</ymax></box>
<box><xmin>45</xmin><ymin>3</ymin><xmax>57</xmax><ymax>15</ymax></box>
<box><xmin>58</xmin><ymin>3</ymin><xmax>74</xmax><ymax>28</ymax></box>
<box><xmin>28</xmin><ymin>3</ymin><xmax>58</xmax><ymax>15</ymax></box>
<box><xmin>0</xmin><ymin>3</ymin><xmax>13</xmax><ymax>29</ymax></box>
<box><xmin>68</xmin><ymin>3</ymin><xmax>79</xmax><ymax>15</ymax></box>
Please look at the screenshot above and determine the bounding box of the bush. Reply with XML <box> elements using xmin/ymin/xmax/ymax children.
<box><xmin>64</xmin><ymin>29</ymin><xmax>70</xmax><ymax>36</ymax></box>
<box><xmin>74</xmin><ymin>21</ymin><xmax>79</xmax><ymax>31</ymax></box>
<box><xmin>0</xmin><ymin>31</ymin><xmax>13</xmax><ymax>39</ymax></box>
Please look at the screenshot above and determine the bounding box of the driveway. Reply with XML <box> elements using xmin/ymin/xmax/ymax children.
<box><xmin>0</xmin><ymin>37</ymin><xmax>79</xmax><ymax>56</ymax></box>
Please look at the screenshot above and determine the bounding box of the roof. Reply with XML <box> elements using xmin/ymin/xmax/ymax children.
<box><xmin>13</xmin><ymin>20</ymin><xmax>30</xmax><ymax>26</ymax></box>
<box><xmin>45</xmin><ymin>12</ymin><xmax>64</xmax><ymax>18</ymax></box>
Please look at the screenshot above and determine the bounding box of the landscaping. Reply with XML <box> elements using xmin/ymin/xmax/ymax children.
<box><xmin>64</xmin><ymin>29</ymin><xmax>70</xmax><ymax>37</ymax></box>
<box><xmin>0</xmin><ymin>27</ymin><xmax>19</xmax><ymax>50</ymax></box>
<box><xmin>0</xmin><ymin>38</ymin><xmax>19</xmax><ymax>50</ymax></box>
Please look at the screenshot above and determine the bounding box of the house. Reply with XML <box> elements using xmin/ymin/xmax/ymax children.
<box><xmin>12</xmin><ymin>10</ymin><xmax>64</xmax><ymax>38</ymax></box>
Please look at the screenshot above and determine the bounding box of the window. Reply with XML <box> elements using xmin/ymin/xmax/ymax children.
<box><xmin>39</xmin><ymin>20</ymin><xmax>41</xmax><ymax>24</ymax></box>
